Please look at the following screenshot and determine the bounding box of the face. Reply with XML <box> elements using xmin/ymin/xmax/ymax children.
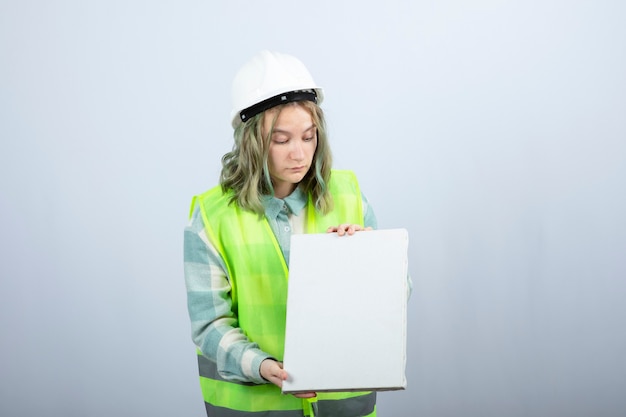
<box><xmin>263</xmin><ymin>104</ymin><xmax>317</xmax><ymax>199</ymax></box>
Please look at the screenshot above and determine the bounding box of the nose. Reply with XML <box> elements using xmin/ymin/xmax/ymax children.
<box><xmin>290</xmin><ymin>140</ymin><xmax>305</xmax><ymax>160</ymax></box>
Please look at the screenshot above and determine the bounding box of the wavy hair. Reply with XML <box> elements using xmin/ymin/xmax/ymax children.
<box><xmin>220</xmin><ymin>100</ymin><xmax>333</xmax><ymax>215</ymax></box>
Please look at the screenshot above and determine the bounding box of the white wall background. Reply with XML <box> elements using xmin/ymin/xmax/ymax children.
<box><xmin>1</xmin><ymin>1</ymin><xmax>625</xmax><ymax>416</ymax></box>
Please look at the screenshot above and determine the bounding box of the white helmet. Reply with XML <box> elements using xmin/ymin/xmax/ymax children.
<box><xmin>230</xmin><ymin>50</ymin><xmax>324</xmax><ymax>128</ymax></box>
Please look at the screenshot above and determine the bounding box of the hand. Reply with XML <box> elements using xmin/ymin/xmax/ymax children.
<box><xmin>326</xmin><ymin>223</ymin><xmax>373</xmax><ymax>236</ymax></box>
<box><xmin>260</xmin><ymin>359</ymin><xmax>316</xmax><ymax>399</ymax></box>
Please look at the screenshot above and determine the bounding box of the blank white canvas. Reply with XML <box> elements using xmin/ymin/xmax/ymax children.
<box><xmin>282</xmin><ymin>228</ymin><xmax>409</xmax><ymax>393</ymax></box>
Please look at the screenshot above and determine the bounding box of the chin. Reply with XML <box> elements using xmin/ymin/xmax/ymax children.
<box><xmin>294</xmin><ymin>173</ymin><xmax>308</xmax><ymax>183</ymax></box>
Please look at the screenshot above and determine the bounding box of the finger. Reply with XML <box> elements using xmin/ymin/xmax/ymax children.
<box><xmin>268</xmin><ymin>369</ymin><xmax>287</xmax><ymax>387</ymax></box>
<box><xmin>267</xmin><ymin>376</ymin><xmax>283</xmax><ymax>387</ymax></box>
<box><xmin>262</xmin><ymin>368</ymin><xmax>283</xmax><ymax>387</ymax></box>
<box><xmin>275</xmin><ymin>362</ymin><xmax>287</xmax><ymax>381</ymax></box>
<box><xmin>281</xmin><ymin>370</ymin><xmax>316</xmax><ymax>398</ymax></box>
<box><xmin>336</xmin><ymin>224</ymin><xmax>365</xmax><ymax>236</ymax></box>
<box><xmin>261</xmin><ymin>360</ymin><xmax>287</xmax><ymax>388</ymax></box>
<box><xmin>337</xmin><ymin>223</ymin><xmax>349</xmax><ymax>236</ymax></box>
<box><xmin>294</xmin><ymin>392</ymin><xmax>317</xmax><ymax>398</ymax></box>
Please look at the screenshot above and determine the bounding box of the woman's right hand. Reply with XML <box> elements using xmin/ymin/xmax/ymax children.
<box><xmin>326</xmin><ymin>223</ymin><xmax>372</xmax><ymax>236</ymax></box>
<box><xmin>260</xmin><ymin>358</ymin><xmax>317</xmax><ymax>399</ymax></box>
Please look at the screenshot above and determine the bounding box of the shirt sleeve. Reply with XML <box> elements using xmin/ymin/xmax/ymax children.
<box><xmin>361</xmin><ymin>191</ymin><xmax>378</xmax><ymax>230</ymax></box>
<box><xmin>184</xmin><ymin>206</ymin><xmax>272</xmax><ymax>384</ymax></box>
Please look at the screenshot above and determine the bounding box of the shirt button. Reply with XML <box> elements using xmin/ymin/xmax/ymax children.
<box><xmin>284</xmin><ymin>226</ymin><xmax>290</xmax><ymax>232</ymax></box>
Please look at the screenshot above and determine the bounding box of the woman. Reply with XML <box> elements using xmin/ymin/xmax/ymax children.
<box><xmin>184</xmin><ymin>50</ymin><xmax>377</xmax><ymax>416</ymax></box>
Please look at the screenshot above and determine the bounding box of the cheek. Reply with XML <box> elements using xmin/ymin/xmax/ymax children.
<box><xmin>267</xmin><ymin>148</ymin><xmax>282</xmax><ymax>170</ymax></box>
<box><xmin>308</xmin><ymin>141</ymin><xmax>318</xmax><ymax>157</ymax></box>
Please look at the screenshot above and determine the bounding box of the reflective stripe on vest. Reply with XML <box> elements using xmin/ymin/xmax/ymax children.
<box><xmin>204</xmin><ymin>394</ymin><xmax>376</xmax><ymax>417</ymax></box>
<box><xmin>192</xmin><ymin>170</ymin><xmax>374</xmax><ymax>416</ymax></box>
<box><xmin>198</xmin><ymin>354</ymin><xmax>377</xmax><ymax>416</ymax></box>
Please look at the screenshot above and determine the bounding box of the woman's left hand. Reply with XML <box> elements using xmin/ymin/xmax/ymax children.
<box><xmin>326</xmin><ymin>224</ymin><xmax>372</xmax><ymax>236</ymax></box>
<box><xmin>260</xmin><ymin>359</ymin><xmax>316</xmax><ymax>399</ymax></box>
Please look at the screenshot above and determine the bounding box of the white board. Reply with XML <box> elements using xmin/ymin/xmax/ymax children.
<box><xmin>282</xmin><ymin>228</ymin><xmax>409</xmax><ymax>393</ymax></box>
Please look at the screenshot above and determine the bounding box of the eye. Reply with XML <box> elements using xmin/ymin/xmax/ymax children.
<box><xmin>272</xmin><ymin>136</ymin><xmax>289</xmax><ymax>144</ymax></box>
<box><xmin>303</xmin><ymin>132</ymin><xmax>317</xmax><ymax>142</ymax></box>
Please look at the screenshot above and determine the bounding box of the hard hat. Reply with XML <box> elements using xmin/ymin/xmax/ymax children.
<box><xmin>230</xmin><ymin>50</ymin><xmax>324</xmax><ymax>128</ymax></box>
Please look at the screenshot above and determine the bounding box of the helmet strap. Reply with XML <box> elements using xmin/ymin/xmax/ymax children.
<box><xmin>239</xmin><ymin>90</ymin><xmax>317</xmax><ymax>123</ymax></box>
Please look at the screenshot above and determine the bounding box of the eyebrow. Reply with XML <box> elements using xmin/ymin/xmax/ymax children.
<box><xmin>271</xmin><ymin>124</ymin><xmax>316</xmax><ymax>135</ymax></box>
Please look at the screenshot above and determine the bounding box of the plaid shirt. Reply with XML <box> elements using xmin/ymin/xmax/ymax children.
<box><xmin>183</xmin><ymin>186</ymin><xmax>377</xmax><ymax>383</ymax></box>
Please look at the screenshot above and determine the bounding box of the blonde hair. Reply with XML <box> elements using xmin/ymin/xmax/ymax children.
<box><xmin>220</xmin><ymin>101</ymin><xmax>333</xmax><ymax>215</ymax></box>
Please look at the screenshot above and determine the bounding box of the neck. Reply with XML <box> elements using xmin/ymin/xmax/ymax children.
<box><xmin>274</xmin><ymin>184</ymin><xmax>297</xmax><ymax>199</ymax></box>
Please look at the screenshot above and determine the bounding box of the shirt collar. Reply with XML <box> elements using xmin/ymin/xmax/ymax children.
<box><xmin>262</xmin><ymin>186</ymin><xmax>308</xmax><ymax>219</ymax></box>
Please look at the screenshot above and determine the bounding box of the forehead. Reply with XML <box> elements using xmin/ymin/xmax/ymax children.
<box><xmin>263</xmin><ymin>103</ymin><xmax>314</xmax><ymax>133</ymax></box>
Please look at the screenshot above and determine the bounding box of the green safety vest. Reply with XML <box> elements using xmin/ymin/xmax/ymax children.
<box><xmin>191</xmin><ymin>170</ymin><xmax>376</xmax><ymax>417</ymax></box>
